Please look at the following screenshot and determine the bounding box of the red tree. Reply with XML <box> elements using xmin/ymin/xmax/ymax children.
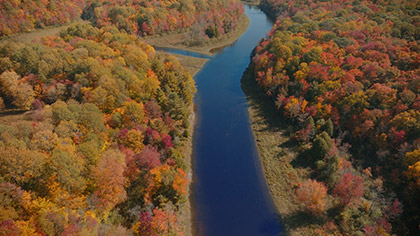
<box><xmin>333</xmin><ymin>172</ymin><xmax>365</xmax><ymax>207</ymax></box>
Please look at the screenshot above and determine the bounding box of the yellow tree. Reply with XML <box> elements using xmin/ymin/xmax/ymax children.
<box><xmin>91</xmin><ymin>148</ymin><xmax>127</xmax><ymax>216</ymax></box>
<box><xmin>0</xmin><ymin>71</ymin><xmax>34</xmax><ymax>110</ymax></box>
<box><xmin>296</xmin><ymin>179</ymin><xmax>328</xmax><ymax>215</ymax></box>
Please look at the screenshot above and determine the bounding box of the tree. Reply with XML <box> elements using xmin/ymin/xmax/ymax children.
<box><xmin>404</xmin><ymin>149</ymin><xmax>420</xmax><ymax>167</ymax></box>
<box><xmin>122</xmin><ymin>129</ymin><xmax>145</xmax><ymax>154</ymax></box>
<box><xmin>332</xmin><ymin>172</ymin><xmax>364</xmax><ymax>207</ymax></box>
<box><xmin>0</xmin><ymin>71</ymin><xmax>34</xmax><ymax>110</ymax></box>
<box><xmin>52</xmin><ymin>101</ymin><xmax>74</xmax><ymax>124</ymax></box>
<box><xmin>135</xmin><ymin>145</ymin><xmax>161</xmax><ymax>169</ymax></box>
<box><xmin>0</xmin><ymin>146</ymin><xmax>47</xmax><ymax>184</ymax></box>
<box><xmin>296</xmin><ymin>179</ymin><xmax>328</xmax><ymax>215</ymax></box>
<box><xmin>311</xmin><ymin>131</ymin><xmax>333</xmax><ymax>160</ymax></box>
<box><xmin>91</xmin><ymin>148</ymin><xmax>127</xmax><ymax>215</ymax></box>
<box><xmin>30</xmin><ymin>130</ymin><xmax>58</xmax><ymax>152</ymax></box>
<box><xmin>48</xmin><ymin>145</ymin><xmax>86</xmax><ymax>194</ymax></box>
<box><xmin>78</xmin><ymin>103</ymin><xmax>105</xmax><ymax>133</ymax></box>
<box><xmin>132</xmin><ymin>211</ymin><xmax>152</xmax><ymax>236</ymax></box>
<box><xmin>303</xmin><ymin>47</ymin><xmax>323</xmax><ymax>63</ymax></box>
<box><xmin>321</xmin><ymin>119</ymin><xmax>334</xmax><ymax>136</ymax></box>
<box><xmin>122</xmin><ymin>101</ymin><xmax>144</xmax><ymax>126</ymax></box>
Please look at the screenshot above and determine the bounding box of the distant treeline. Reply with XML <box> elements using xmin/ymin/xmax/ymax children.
<box><xmin>0</xmin><ymin>0</ymin><xmax>244</xmax><ymax>40</ymax></box>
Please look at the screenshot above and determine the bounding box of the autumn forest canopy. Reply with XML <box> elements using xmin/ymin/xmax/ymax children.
<box><xmin>0</xmin><ymin>0</ymin><xmax>244</xmax><ymax>40</ymax></box>
<box><xmin>252</xmin><ymin>0</ymin><xmax>420</xmax><ymax>234</ymax></box>
<box><xmin>0</xmin><ymin>0</ymin><xmax>420</xmax><ymax>235</ymax></box>
<box><xmin>0</xmin><ymin>0</ymin><xmax>244</xmax><ymax>235</ymax></box>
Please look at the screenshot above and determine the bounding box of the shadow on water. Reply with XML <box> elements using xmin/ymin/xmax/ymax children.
<box><xmin>259</xmin><ymin>214</ymin><xmax>284</xmax><ymax>236</ymax></box>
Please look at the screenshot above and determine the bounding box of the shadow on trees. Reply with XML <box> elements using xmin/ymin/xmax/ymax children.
<box><xmin>240</xmin><ymin>66</ymin><xmax>289</xmax><ymax>133</ymax></box>
<box><xmin>290</xmin><ymin>148</ymin><xmax>314</xmax><ymax>169</ymax></box>
<box><xmin>282</xmin><ymin>210</ymin><xmax>325</xmax><ymax>230</ymax></box>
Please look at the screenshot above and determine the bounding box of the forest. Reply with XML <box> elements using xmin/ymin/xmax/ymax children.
<box><xmin>0</xmin><ymin>0</ymin><xmax>247</xmax><ymax>235</ymax></box>
<box><xmin>252</xmin><ymin>0</ymin><xmax>419</xmax><ymax>234</ymax></box>
<box><xmin>0</xmin><ymin>22</ymin><xmax>197</xmax><ymax>235</ymax></box>
<box><xmin>0</xmin><ymin>0</ymin><xmax>244</xmax><ymax>43</ymax></box>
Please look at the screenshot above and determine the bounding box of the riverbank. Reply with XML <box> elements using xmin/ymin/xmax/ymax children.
<box><xmin>241</xmin><ymin>67</ymin><xmax>316</xmax><ymax>235</ymax></box>
<box><xmin>163</xmin><ymin>54</ymin><xmax>209</xmax><ymax>77</ymax></box>
<box><xmin>142</xmin><ymin>13</ymin><xmax>249</xmax><ymax>56</ymax></box>
<box><xmin>177</xmin><ymin>105</ymin><xmax>195</xmax><ymax>236</ymax></box>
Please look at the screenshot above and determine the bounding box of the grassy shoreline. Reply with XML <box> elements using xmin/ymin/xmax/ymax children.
<box><xmin>163</xmin><ymin>54</ymin><xmax>209</xmax><ymax>77</ymax></box>
<box><xmin>177</xmin><ymin>105</ymin><xmax>195</xmax><ymax>236</ymax></box>
<box><xmin>142</xmin><ymin>13</ymin><xmax>250</xmax><ymax>56</ymax></box>
<box><xmin>241</xmin><ymin>67</ymin><xmax>315</xmax><ymax>235</ymax></box>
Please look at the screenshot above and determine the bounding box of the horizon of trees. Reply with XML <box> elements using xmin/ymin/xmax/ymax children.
<box><xmin>1</xmin><ymin>0</ymin><xmax>244</xmax><ymax>43</ymax></box>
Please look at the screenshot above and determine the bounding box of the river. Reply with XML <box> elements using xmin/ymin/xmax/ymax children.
<box><xmin>191</xmin><ymin>5</ymin><xmax>282</xmax><ymax>236</ymax></box>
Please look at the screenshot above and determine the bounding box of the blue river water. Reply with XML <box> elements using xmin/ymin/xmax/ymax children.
<box><xmin>191</xmin><ymin>5</ymin><xmax>282</xmax><ymax>236</ymax></box>
<box><xmin>158</xmin><ymin>5</ymin><xmax>282</xmax><ymax>235</ymax></box>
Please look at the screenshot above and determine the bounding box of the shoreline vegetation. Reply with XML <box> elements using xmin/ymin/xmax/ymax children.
<box><xmin>178</xmin><ymin>106</ymin><xmax>195</xmax><ymax>236</ymax></box>
<box><xmin>141</xmin><ymin>13</ymin><xmax>250</xmax><ymax>57</ymax></box>
<box><xmin>242</xmin><ymin>67</ymin><xmax>312</xmax><ymax>235</ymax></box>
<box><xmin>154</xmin><ymin>11</ymin><xmax>249</xmax><ymax>77</ymax></box>
<box><xmin>244</xmin><ymin>0</ymin><xmax>420</xmax><ymax>234</ymax></box>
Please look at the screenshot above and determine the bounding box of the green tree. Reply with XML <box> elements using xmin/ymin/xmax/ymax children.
<box><xmin>312</xmin><ymin>131</ymin><xmax>333</xmax><ymax>160</ymax></box>
<box><xmin>321</xmin><ymin>119</ymin><xmax>334</xmax><ymax>136</ymax></box>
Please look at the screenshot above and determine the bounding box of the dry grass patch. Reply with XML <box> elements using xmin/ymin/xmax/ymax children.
<box><xmin>1</xmin><ymin>20</ymin><xmax>87</xmax><ymax>43</ymax></box>
<box><xmin>168</xmin><ymin>54</ymin><xmax>209</xmax><ymax>76</ymax></box>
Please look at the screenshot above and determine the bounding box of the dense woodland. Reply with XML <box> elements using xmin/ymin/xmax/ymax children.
<box><xmin>81</xmin><ymin>0</ymin><xmax>244</xmax><ymax>41</ymax></box>
<box><xmin>0</xmin><ymin>22</ymin><xmax>197</xmax><ymax>235</ymax></box>
<box><xmin>0</xmin><ymin>0</ymin><xmax>86</xmax><ymax>36</ymax></box>
<box><xmin>0</xmin><ymin>1</ymin><xmax>246</xmax><ymax>235</ymax></box>
<box><xmin>0</xmin><ymin>0</ymin><xmax>244</xmax><ymax>43</ymax></box>
<box><xmin>0</xmin><ymin>21</ymin><xmax>195</xmax><ymax>235</ymax></box>
<box><xmin>252</xmin><ymin>0</ymin><xmax>419</xmax><ymax>234</ymax></box>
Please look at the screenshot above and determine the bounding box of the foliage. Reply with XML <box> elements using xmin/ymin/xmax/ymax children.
<box><xmin>0</xmin><ymin>0</ymin><xmax>86</xmax><ymax>36</ymax></box>
<box><xmin>296</xmin><ymin>179</ymin><xmax>327</xmax><ymax>215</ymax></box>
<box><xmin>1</xmin><ymin>0</ymin><xmax>244</xmax><ymax>42</ymax></box>
<box><xmin>252</xmin><ymin>0</ymin><xmax>419</xmax><ymax>234</ymax></box>
<box><xmin>0</xmin><ymin>22</ymin><xmax>195</xmax><ymax>235</ymax></box>
<box><xmin>82</xmin><ymin>0</ymin><xmax>244</xmax><ymax>38</ymax></box>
